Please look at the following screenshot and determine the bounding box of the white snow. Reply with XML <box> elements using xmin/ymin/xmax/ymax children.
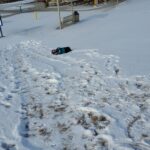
<box><xmin>0</xmin><ymin>0</ymin><xmax>35</xmax><ymax>9</ymax></box>
<box><xmin>0</xmin><ymin>0</ymin><xmax>150</xmax><ymax>150</ymax></box>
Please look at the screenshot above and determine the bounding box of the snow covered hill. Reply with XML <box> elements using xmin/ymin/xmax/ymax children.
<box><xmin>0</xmin><ymin>0</ymin><xmax>150</xmax><ymax>150</ymax></box>
<box><xmin>0</xmin><ymin>40</ymin><xmax>150</xmax><ymax>150</ymax></box>
<box><xmin>1</xmin><ymin>0</ymin><xmax>150</xmax><ymax>75</ymax></box>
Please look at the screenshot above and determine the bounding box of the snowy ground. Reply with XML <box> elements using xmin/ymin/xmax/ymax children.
<box><xmin>0</xmin><ymin>0</ymin><xmax>35</xmax><ymax>9</ymax></box>
<box><xmin>0</xmin><ymin>0</ymin><xmax>150</xmax><ymax>150</ymax></box>
<box><xmin>1</xmin><ymin>0</ymin><xmax>150</xmax><ymax>75</ymax></box>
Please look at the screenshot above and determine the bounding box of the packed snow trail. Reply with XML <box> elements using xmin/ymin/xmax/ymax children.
<box><xmin>0</xmin><ymin>40</ymin><xmax>150</xmax><ymax>150</ymax></box>
<box><xmin>12</xmin><ymin>48</ymin><xmax>43</xmax><ymax>150</ymax></box>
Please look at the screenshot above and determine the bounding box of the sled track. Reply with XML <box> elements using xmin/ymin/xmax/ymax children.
<box><xmin>12</xmin><ymin>49</ymin><xmax>42</xmax><ymax>150</ymax></box>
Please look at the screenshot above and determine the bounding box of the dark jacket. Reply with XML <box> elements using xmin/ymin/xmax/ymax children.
<box><xmin>52</xmin><ymin>47</ymin><xmax>72</xmax><ymax>55</ymax></box>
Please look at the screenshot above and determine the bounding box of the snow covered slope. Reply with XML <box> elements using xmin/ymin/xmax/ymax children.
<box><xmin>0</xmin><ymin>0</ymin><xmax>150</xmax><ymax>150</ymax></box>
<box><xmin>1</xmin><ymin>0</ymin><xmax>150</xmax><ymax>75</ymax></box>
<box><xmin>0</xmin><ymin>40</ymin><xmax>150</xmax><ymax>150</ymax></box>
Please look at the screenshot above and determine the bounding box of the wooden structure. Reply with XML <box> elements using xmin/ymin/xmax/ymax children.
<box><xmin>37</xmin><ymin>0</ymin><xmax>117</xmax><ymax>6</ymax></box>
<box><xmin>62</xmin><ymin>11</ymin><xmax>79</xmax><ymax>28</ymax></box>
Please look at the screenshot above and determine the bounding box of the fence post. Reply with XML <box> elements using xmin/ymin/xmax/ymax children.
<box><xmin>19</xmin><ymin>5</ymin><xmax>22</xmax><ymax>13</ymax></box>
<box><xmin>56</xmin><ymin>0</ymin><xmax>62</xmax><ymax>29</ymax></box>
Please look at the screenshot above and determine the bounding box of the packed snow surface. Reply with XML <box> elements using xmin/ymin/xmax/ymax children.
<box><xmin>0</xmin><ymin>0</ymin><xmax>150</xmax><ymax>150</ymax></box>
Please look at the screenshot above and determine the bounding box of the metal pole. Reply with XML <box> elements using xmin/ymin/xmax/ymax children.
<box><xmin>0</xmin><ymin>27</ymin><xmax>4</xmax><ymax>37</ymax></box>
<box><xmin>19</xmin><ymin>5</ymin><xmax>22</xmax><ymax>13</ymax></box>
<box><xmin>20</xmin><ymin>0</ymin><xmax>23</xmax><ymax>13</ymax></box>
<box><xmin>56</xmin><ymin>0</ymin><xmax>62</xmax><ymax>29</ymax></box>
<box><xmin>0</xmin><ymin>15</ymin><xmax>3</xmax><ymax>26</ymax></box>
<box><xmin>0</xmin><ymin>15</ymin><xmax>4</xmax><ymax>37</ymax></box>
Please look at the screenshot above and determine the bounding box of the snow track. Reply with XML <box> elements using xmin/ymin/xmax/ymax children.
<box><xmin>12</xmin><ymin>49</ymin><xmax>43</xmax><ymax>150</ymax></box>
<box><xmin>0</xmin><ymin>47</ymin><xmax>20</xmax><ymax>150</ymax></box>
<box><xmin>0</xmin><ymin>40</ymin><xmax>150</xmax><ymax>150</ymax></box>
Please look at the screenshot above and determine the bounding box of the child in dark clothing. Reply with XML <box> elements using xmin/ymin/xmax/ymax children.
<box><xmin>51</xmin><ymin>47</ymin><xmax>72</xmax><ymax>55</ymax></box>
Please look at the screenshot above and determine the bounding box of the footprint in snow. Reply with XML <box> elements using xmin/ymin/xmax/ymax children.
<box><xmin>5</xmin><ymin>94</ymin><xmax>13</xmax><ymax>101</ymax></box>
<box><xmin>0</xmin><ymin>87</ymin><xmax>5</xmax><ymax>92</ymax></box>
<box><xmin>1</xmin><ymin>142</ymin><xmax>17</xmax><ymax>150</ymax></box>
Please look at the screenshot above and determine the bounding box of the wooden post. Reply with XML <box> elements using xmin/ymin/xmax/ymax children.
<box><xmin>94</xmin><ymin>0</ymin><xmax>98</xmax><ymax>6</ymax></box>
<box><xmin>71</xmin><ymin>0</ymin><xmax>73</xmax><ymax>14</ymax></box>
<box><xmin>45</xmin><ymin>0</ymin><xmax>49</xmax><ymax>7</ymax></box>
<box><xmin>56</xmin><ymin>0</ymin><xmax>62</xmax><ymax>29</ymax></box>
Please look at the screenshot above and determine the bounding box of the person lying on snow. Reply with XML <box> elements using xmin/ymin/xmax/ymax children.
<box><xmin>51</xmin><ymin>47</ymin><xmax>72</xmax><ymax>55</ymax></box>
